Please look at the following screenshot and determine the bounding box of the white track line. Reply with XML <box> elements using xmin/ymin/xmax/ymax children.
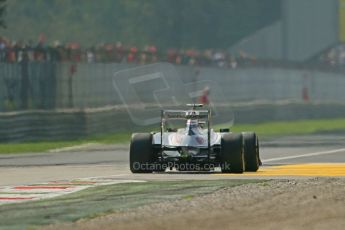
<box><xmin>48</xmin><ymin>143</ymin><xmax>99</xmax><ymax>153</ymax></box>
<box><xmin>263</xmin><ymin>148</ymin><xmax>345</xmax><ymax>163</ymax></box>
<box><xmin>84</xmin><ymin>174</ymin><xmax>131</xmax><ymax>179</ymax></box>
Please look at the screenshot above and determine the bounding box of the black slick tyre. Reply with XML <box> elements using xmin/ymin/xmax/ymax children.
<box><xmin>242</xmin><ymin>132</ymin><xmax>260</xmax><ymax>172</ymax></box>
<box><xmin>129</xmin><ymin>133</ymin><xmax>154</xmax><ymax>173</ymax></box>
<box><xmin>221</xmin><ymin>133</ymin><xmax>245</xmax><ymax>173</ymax></box>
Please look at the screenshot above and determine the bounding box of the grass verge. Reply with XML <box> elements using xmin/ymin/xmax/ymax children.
<box><xmin>0</xmin><ymin>179</ymin><xmax>261</xmax><ymax>230</ymax></box>
<box><xmin>229</xmin><ymin>118</ymin><xmax>345</xmax><ymax>136</ymax></box>
<box><xmin>0</xmin><ymin>133</ymin><xmax>131</xmax><ymax>154</ymax></box>
<box><xmin>1</xmin><ymin>118</ymin><xmax>345</xmax><ymax>154</ymax></box>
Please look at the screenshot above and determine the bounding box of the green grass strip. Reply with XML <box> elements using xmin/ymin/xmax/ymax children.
<box><xmin>0</xmin><ymin>133</ymin><xmax>131</xmax><ymax>154</ymax></box>
<box><xmin>230</xmin><ymin>118</ymin><xmax>345</xmax><ymax>136</ymax></box>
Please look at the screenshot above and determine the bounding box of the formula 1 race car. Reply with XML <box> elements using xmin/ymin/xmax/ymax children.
<box><xmin>129</xmin><ymin>104</ymin><xmax>261</xmax><ymax>173</ymax></box>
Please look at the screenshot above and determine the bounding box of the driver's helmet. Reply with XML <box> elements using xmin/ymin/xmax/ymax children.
<box><xmin>186</xmin><ymin>119</ymin><xmax>199</xmax><ymax>135</ymax></box>
<box><xmin>186</xmin><ymin>119</ymin><xmax>198</xmax><ymax>127</ymax></box>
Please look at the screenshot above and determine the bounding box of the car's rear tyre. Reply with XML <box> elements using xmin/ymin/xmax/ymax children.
<box><xmin>129</xmin><ymin>133</ymin><xmax>154</xmax><ymax>173</ymax></box>
<box><xmin>221</xmin><ymin>133</ymin><xmax>245</xmax><ymax>173</ymax></box>
<box><xmin>242</xmin><ymin>132</ymin><xmax>260</xmax><ymax>172</ymax></box>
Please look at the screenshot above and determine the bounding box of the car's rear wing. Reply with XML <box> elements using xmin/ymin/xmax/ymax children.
<box><xmin>162</xmin><ymin>110</ymin><xmax>209</xmax><ymax>120</ymax></box>
<box><xmin>160</xmin><ymin>105</ymin><xmax>212</xmax><ymax>151</ymax></box>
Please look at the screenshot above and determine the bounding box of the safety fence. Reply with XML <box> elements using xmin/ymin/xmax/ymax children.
<box><xmin>1</xmin><ymin>62</ymin><xmax>345</xmax><ymax>112</ymax></box>
<box><xmin>0</xmin><ymin>62</ymin><xmax>57</xmax><ymax>112</ymax></box>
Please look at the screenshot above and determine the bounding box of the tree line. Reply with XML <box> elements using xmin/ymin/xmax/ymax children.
<box><xmin>0</xmin><ymin>0</ymin><xmax>281</xmax><ymax>49</ymax></box>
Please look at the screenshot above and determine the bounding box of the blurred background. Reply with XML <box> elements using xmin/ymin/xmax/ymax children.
<box><xmin>0</xmin><ymin>0</ymin><xmax>345</xmax><ymax>142</ymax></box>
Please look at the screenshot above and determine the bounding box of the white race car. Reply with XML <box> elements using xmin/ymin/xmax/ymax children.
<box><xmin>129</xmin><ymin>104</ymin><xmax>261</xmax><ymax>173</ymax></box>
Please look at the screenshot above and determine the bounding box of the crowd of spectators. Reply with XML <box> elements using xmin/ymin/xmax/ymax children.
<box><xmin>5</xmin><ymin>35</ymin><xmax>344</xmax><ymax>70</ymax></box>
<box><xmin>0</xmin><ymin>36</ymin><xmax>257</xmax><ymax>68</ymax></box>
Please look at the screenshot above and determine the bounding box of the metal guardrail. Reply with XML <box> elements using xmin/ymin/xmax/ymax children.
<box><xmin>0</xmin><ymin>106</ymin><xmax>131</xmax><ymax>142</ymax></box>
<box><xmin>1</xmin><ymin>103</ymin><xmax>345</xmax><ymax>142</ymax></box>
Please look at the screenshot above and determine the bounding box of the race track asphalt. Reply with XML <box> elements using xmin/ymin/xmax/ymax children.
<box><xmin>1</xmin><ymin>134</ymin><xmax>345</xmax><ymax>186</ymax></box>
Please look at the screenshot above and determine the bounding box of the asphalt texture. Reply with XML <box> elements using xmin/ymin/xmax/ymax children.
<box><xmin>1</xmin><ymin>134</ymin><xmax>345</xmax><ymax>186</ymax></box>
